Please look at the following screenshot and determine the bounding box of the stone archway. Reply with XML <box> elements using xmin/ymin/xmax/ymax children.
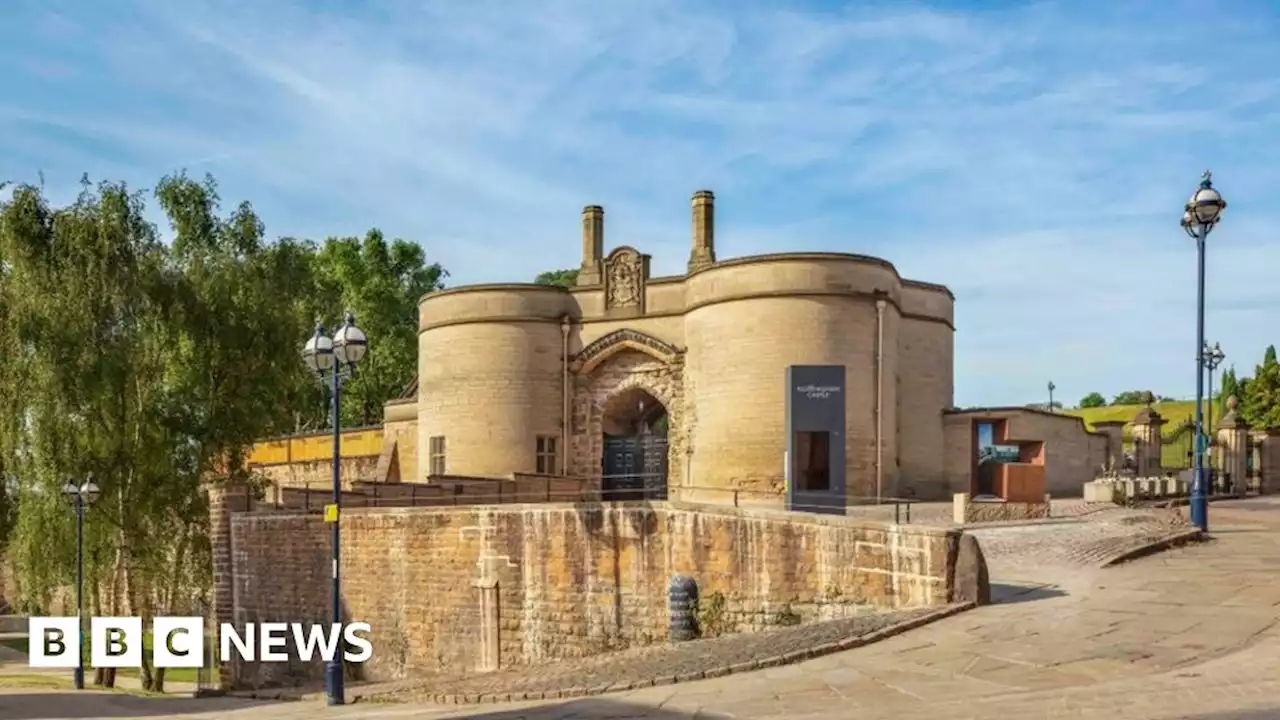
<box><xmin>567</xmin><ymin>331</ymin><xmax>685</xmax><ymax>497</ymax></box>
<box><xmin>600</xmin><ymin>387</ymin><xmax>669</xmax><ymax>500</ymax></box>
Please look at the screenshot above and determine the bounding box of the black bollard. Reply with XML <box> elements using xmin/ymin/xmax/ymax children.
<box><xmin>668</xmin><ymin>575</ymin><xmax>699</xmax><ymax>642</ymax></box>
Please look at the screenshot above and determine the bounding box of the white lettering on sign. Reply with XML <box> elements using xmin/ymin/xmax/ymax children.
<box><xmin>796</xmin><ymin>384</ymin><xmax>842</xmax><ymax>400</ymax></box>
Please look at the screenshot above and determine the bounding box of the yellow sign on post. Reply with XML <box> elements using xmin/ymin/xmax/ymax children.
<box><xmin>324</xmin><ymin>504</ymin><xmax>339</xmax><ymax>523</ymax></box>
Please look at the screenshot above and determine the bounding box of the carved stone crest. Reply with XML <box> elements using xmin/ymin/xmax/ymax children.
<box><xmin>605</xmin><ymin>247</ymin><xmax>644</xmax><ymax>310</ymax></box>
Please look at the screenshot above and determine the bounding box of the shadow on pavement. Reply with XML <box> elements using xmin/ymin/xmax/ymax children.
<box><xmin>1187</xmin><ymin>709</ymin><xmax>1280</xmax><ymax>720</ymax></box>
<box><xmin>453</xmin><ymin>698</ymin><xmax>719</xmax><ymax>718</ymax></box>
<box><xmin>990</xmin><ymin>583</ymin><xmax>1066</xmax><ymax>604</ymax></box>
<box><xmin>0</xmin><ymin>691</ymin><xmax>276</xmax><ymax>718</ymax></box>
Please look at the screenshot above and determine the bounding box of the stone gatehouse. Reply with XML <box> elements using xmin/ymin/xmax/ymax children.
<box><xmin>406</xmin><ymin>189</ymin><xmax>957</xmax><ymax>507</ymax></box>
<box><xmin>246</xmin><ymin>190</ymin><xmax>1185</xmax><ymax>509</ymax></box>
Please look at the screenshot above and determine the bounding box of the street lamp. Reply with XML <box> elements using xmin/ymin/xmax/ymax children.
<box><xmin>60</xmin><ymin>476</ymin><xmax>99</xmax><ymax>690</ymax></box>
<box><xmin>300</xmin><ymin>312</ymin><xmax>367</xmax><ymax>707</ymax></box>
<box><xmin>1202</xmin><ymin>342</ymin><xmax>1226</xmax><ymax>433</ymax></box>
<box><xmin>1181</xmin><ymin>170</ymin><xmax>1227</xmax><ymax>532</ymax></box>
<box><xmin>1202</xmin><ymin>342</ymin><xmax>1226</xmax><ymax>489</ymax></box>
<box><xmin>1047</xmin><ymin>381</ymin><xmax>1056</xmax><ymax>412</ymax></box>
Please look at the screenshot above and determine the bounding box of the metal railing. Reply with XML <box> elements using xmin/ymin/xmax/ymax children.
<box><xmin>265</xmin><ymin>478</ymin><xmax>923</xmax><ymax>522</ymax></box>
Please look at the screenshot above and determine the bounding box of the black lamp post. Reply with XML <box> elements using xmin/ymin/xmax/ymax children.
<box><xmin>1202</xmin><ymin>342</ymin><xmax>1225</xmax><ymax>488</ymax></box>
<box><xmin>1203</xmin><ymin>343</ymin><xmax>1226</xmax><ymax>433</ymax></box>
<box><xmin>60</xmin><ymin>475</ymin><xmax>99</xmax><ymax>691</ymax></box>
<box><xmin>1181</xmin><ymin>171</ymin><xmax>1227</xmax><ymax>532</ymax></box>
<box><xmin>1047</xmin><ymin>381</ymin><xmax>1056</xmax><ymax>412</ymax></box>
<box><xmin>301</xmin><ymin>312</ymin><xmax>367</xmax><ymax>707</ymax></box>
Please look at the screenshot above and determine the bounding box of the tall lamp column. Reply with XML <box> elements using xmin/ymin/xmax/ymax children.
<box><xmin>60</xmin><ymin>476</ymin><xmax>100</xmax><ymax>690</ymax></box>
<box><xmin>301</xmin><ymin>312</ymin><xmax>368</xmax><ymax>706</ymax></box>
<box><xmin>1181</xmin><ymin>171</ymin><xmax>1227</xmax><ymax>532</ymax></box>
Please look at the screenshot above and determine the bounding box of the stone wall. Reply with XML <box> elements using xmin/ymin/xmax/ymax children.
<box><xmin>220</xmin><ymin>501</ymin><xmax>969</xmax><ymax>688</ymax></box>
<box><xmin>943</xmin><ymin>408</ymin><xmax>1109</xmax><ymax>498</ymax></box>
<box><xmin>255</xmin><ymin>456</ymin><xmax>381</xmax><ymax>497</ymax></box>
<box><xmin>1259</xmin><ymin>430</ymin><xmax>1280</xmax><ymax>493</ymax></box>
<box><xmin>248</xmin><ymin>427</ymin><xmax>384</xmax><ymax>496</ymax></box>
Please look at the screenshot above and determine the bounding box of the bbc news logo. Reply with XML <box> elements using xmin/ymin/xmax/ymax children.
<box><xmin>29</xmin><ymin>617</ymin><xmax>373</xmax><ymax>668</ymax></box>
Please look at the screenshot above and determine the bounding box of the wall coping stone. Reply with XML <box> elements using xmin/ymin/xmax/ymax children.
<box><xmin>232</xmin><ymin>499</ymin><xmax>960</xmax><ymax>540</ymax></box>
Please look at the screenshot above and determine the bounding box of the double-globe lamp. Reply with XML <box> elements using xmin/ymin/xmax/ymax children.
<box><xmin>300</xmin><ymin>311</ymin><xmax>367</xmax><ymax>706</ymax></box>
<box><xmin>61</xmin><ymin>477</ymin><xmax>100</xmax><ymax>690</ymax></box>
<box><xmin>1180</xmin><ymin>171</ymin><xmax>1227</xmax><ymax>533</ymax></box>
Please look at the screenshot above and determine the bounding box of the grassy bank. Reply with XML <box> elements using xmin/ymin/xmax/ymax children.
<box><xmin>1065</xmin><ymin>400</ymin><xmax>1209</xmax><ymax>429</ymax></box>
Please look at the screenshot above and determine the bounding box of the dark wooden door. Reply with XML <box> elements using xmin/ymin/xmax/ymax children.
<box><xmin>603</xmin><ymin>434</ymin><xmax>668</xmax><ymax>500</ymax></box>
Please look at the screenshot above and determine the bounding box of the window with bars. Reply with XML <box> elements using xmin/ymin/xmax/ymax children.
<box><xmin>429</xmin><ymin>436</ymin><xmax>446</xmax><ymax>476</ymax></box>
<box><xmin>536</xmin><ymin>435</ymin><xmax>558</xmax><ymax>475</ymax></box>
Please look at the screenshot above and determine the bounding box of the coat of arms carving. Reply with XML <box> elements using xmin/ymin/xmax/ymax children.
<box><xmin>606</xmin><ymin>249</ymin><xmax>643</xmax><ymax>309</ymax></box>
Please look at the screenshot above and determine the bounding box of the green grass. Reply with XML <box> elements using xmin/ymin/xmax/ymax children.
<box><xmin>0</xmin><ymin>673</ymin><xmax>164</xmax><ymax>696</ymax></box>
<box><xmin>1065</xmin><ymin>401</ymin><xmax>1219</xmax><ymax>469</ymax></box>
<box><xmin>0</xmin><ymin>636</ymin><xmax>28</xmax><ymax>655</ymax></box>
<box><xmin>0</xmin><ymin>674</ymin><xmax>77</xmax><ymax>690</ymax></box>
<box><xmin>1065</xmin><ymin>400</ymin><xmax>1207</xmax><ymax>429</ymax></box>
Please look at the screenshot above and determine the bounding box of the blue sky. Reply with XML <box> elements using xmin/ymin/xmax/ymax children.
<box><xmin>2</xmin><ymin>0</ymin><xmax>1278</xmax><ymax>408</ymax></box>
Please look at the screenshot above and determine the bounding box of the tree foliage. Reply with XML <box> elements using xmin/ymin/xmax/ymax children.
<box><xmin>313</xmin><ymin>230</ymin><xmax>447</xmax><ymax>426</ymax></box>
<box><xmin>1111</xmin><ymin>390</ymin><xmax>1153</xmax><ymax>406</ymax></box>
<box><xmin>534</xmin><ymin>268</ymin><xmax>579</xmax><ymax>288</ymax></box>
<box><xmin>0</xmin><ymin>173</ymin><xmax>444</xmax><ymax>688</ymax></box>
<box><xmin>1239</xmin><ymin>345</ymin><xmax>1280</xmax><ymax>429</ymax></box>
<box><xmin>1078</xmin><ymin>392</ymin><xmax>1106</xmax><ymax>409</ymax></box>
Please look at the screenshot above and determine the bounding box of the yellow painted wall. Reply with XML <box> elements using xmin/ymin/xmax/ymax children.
<box><xmin>249</xmin><ymin>427</ymin><xmax>385</xmax><ymax>466</ymax></box>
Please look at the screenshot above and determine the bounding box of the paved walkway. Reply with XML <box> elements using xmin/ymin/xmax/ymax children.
<box><xmin>2</xmin><ymin>500</ymin><xmax>1278</xmax><ymax>719</ymax></box>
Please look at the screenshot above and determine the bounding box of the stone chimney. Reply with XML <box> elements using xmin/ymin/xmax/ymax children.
<box><xmin>578</xmin><ymin>205</ymin><xmax>604</xmax><ymax>286</ymax></box>
<box><xmin>687</xmin><ymin>190</ymin><xmax>715</xmax><ymax>273</ymax></box>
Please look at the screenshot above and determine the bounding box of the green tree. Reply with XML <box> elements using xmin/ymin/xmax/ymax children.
<box><xmin>0</xmin><ymin>174</ymin><xmax>403</xmax><ymax>690</ymax></box>
<box><xmin>1111</xmin><ymin>390</ymin><xmax>1151</xmax><ymax>405</ymax></box>
<box><xmin>312</xmin><ymin>230</ymin><xmax>448</xmax><ymax>427</ymax></box>
<box><xmin>1078</xmin><ymin>392</ymin><xmax>1106</xmax><ymax>409</ymax></box>
<box><xmin>534</xmin><ymin>268</ymin><xmax>579</xmax><ymax>288</ymax></box>
<box><xmin>1241</xmin><ymin>345</ymin><xmax>1280</xmax><ymax>429</ymax></box>
<box><xmin>0</xmin><ymin>177</ymin><xmax>178</xmax><ymax>688</ymax></box>
<box><xmin>0</xmin><ymin>172</ymin><xmax>451</xmax><ymax>677</ymax></box>
<box><xmin>1218</xmin><ymin>366</ymin><xmax>1240</xmax><ymax>414</ymax></box>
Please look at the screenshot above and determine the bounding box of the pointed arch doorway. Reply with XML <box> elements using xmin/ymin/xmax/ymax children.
<box><xmin>601</xmin><ymin>387</ymin><xmax>669</xmax><ymax>501</ymax></box>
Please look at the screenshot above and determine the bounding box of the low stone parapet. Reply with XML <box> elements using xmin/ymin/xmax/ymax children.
<box><xmin>1082</xmin><ymin>476</ymin><xmax>1190</xmax><ymax>504</ymax></box>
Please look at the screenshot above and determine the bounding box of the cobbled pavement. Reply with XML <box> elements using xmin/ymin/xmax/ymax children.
<box><xmin>369</xmin><ymin>607</ymin><xmax>937</xmax><ymax>703</ymax></box>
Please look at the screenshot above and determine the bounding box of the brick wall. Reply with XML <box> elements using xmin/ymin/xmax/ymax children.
<box><xmin>221</xmin><ymin>500</ymin><xmax>966</xmax><ymax>688</ymax></box>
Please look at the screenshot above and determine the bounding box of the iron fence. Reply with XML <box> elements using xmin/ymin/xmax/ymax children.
<box><xmin>265</xmin><ymin>480</ymin><xmax>922</xmax><ymax>522</ymax></box>
<box><xmin>192</xmin><ymin>598</ymin><xmax>222</xmax><ymax>696</ymax></box>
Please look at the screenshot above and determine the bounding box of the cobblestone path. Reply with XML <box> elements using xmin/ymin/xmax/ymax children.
<box><xmin>370</xmin><ymin>607</ymin><xmax>938</xmax><ymax>703</ymax></box>
<box><xmin>971</xmin><ymin>506</ymin><xmax>1189</xmax><ymax>573</ymax></box>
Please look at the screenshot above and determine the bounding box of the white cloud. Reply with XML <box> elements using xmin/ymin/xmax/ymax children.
<box><xmin>2</xmin><ymin>0</ymin><xmax>1279</xmax><ymax>406</ymax></box>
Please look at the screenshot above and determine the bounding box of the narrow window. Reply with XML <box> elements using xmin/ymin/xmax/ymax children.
<box><xmin>536</xmin><ymin>435</ymin><xmax>559</xmax><ymax>475</ymax></box>
<box><xmin>429</xmin><ymin>436</ymin><xmax>446</xmax><ymax>476</ymax></box>
<box><xmin>793</xmin><ymin>431</ymin><xmax>831</xmax><ymax>491</ymax></box>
